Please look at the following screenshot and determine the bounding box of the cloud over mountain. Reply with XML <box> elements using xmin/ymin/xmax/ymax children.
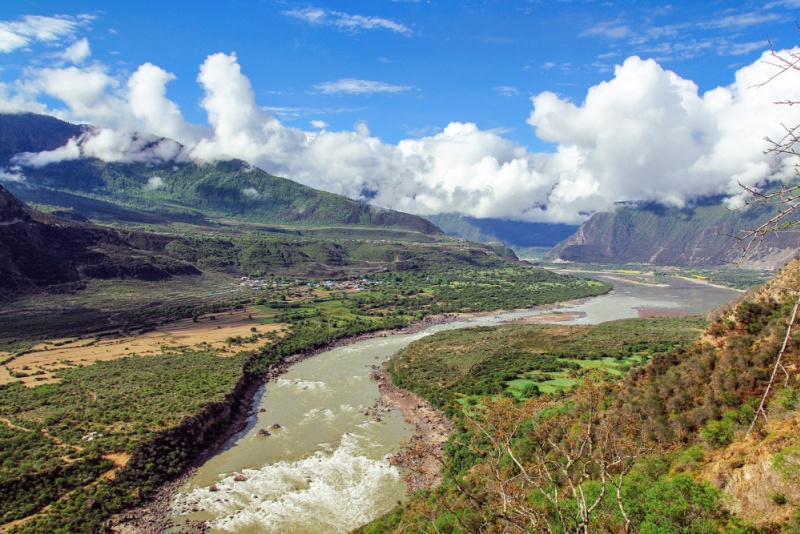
<box><xmin>2</xmin><ymin>43</ymin><xmax>800</xmax><ymax>224</ymax></box>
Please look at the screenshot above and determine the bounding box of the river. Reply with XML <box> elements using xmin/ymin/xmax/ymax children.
<box><xmin>169</xmin><ymin>274</ymin><xmax>740</xmax><ymax>533</ymax></box>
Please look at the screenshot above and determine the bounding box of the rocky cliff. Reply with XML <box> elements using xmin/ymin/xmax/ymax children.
<box><xmin>546</xmin><ymin>200</ymin><xmax>800</xmax><ymax>268</ymax></box>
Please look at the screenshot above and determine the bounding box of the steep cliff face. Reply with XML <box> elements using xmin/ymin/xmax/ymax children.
<box><xmin>546</xmin><ymin>201</ymin><xmax>800</xmax><ymax>268</ymax></box>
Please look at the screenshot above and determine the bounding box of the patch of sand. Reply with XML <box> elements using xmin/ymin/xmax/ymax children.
<box><xmin>0</xmin><ymin>308</ymin><xmax>288</xmax><ymax>387</ymax></box>
<box><xmin>504</xmin><ymin>311</ymin><xmax>587</xmax><ymax>324</ymax></box>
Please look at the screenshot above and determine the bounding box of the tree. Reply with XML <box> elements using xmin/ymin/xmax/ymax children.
<box><xmin>731</xmin><ymin>30</ymin><xmax>800</xmax><ymax>435</ymax></box>
<box><xmin>734</xmin><ymin>33</ymin><xmax>800</xmax><ymax>260</ymax></box>
<box><xmin>404</xmin><ymin>379</ymin><xmax>660</xmax><ymax>533</ymax></box>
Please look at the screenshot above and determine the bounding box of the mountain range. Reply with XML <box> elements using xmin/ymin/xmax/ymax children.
<box><xmin>2</xmin><ymin>112</ymin><xmax>800</xmax><ymax>270</ymax></box>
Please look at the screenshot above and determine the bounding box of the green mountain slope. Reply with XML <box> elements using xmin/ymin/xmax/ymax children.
<box><xmin>546</xmin><ymin>200</ymin><xmax>800</xmax><ymax>268</ymax></box>
<box><xmin>0</xmin><ymin>113</ymin><xmax>442</xmax><ymax>235</ymax></box>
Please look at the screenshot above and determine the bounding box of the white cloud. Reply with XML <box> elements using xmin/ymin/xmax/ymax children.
<box><xmin>146</xmin><ymin>176</ymin><xmax>164</xmax><ymax>190</ymax></box>
<box><xmin>6</xmin><ymin>48</ymin><xmax>800</xmax><ymax>225</ymax></box>
<box><xmin>581</xmin><ymin>23</ymin><xmax>632</xmax><ymax>39</ymax></box>
<box><xmin>282</xmin><ymin>7</ymin><xmax>411</xmax><ymax>35</ymax></box>
<box><xmin>127</xmin><ymin>62</ymin><xmax>192</xmax><ymax>141</ymax></box>
<box><xmin>0</xmin><ymin>168</ymin><xmax>27</xmax><ymax>184</ymax></box>
<box><xmin>61</xmin><ymin>38</ymin><xmax>90</xmax><ymax>64</ymax></box>
<box><xmin>32</xmin><ymin>65</ymin><xmax>123</xmax><ymax>124</ymax></box>
<box><xmin>12</xmin><ymin>137</ymin><xmax>81</xmax><ymax>167</ymax></box>
<box><xmin>311</xmin><ymin>120</ymin><xmax>328</xmax><ymax>129</ymax></box>
<box><xmin>314</xmin><ymin>78</ymin><xmax>413</xmax><ymax>95</ymax></box>
<box><xmin>0</xmin><ymin>15</ymin><xmax>82</xmax><ymax>53</ymax></box>
<box><xmin>242</xmin><ymin>187</ymin><xmax>260</xmax><ymax>198</ymax></box>
<box><xmin>527</xmin><ymin>52</ymin><xmax>800</xmax><ymax>217</ymax></box>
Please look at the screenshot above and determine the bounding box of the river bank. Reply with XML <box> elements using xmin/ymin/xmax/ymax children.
<box><xmin>105</xmin><ymin>313</ymin><xmax>468</xmax><ymax>533</ymax></box>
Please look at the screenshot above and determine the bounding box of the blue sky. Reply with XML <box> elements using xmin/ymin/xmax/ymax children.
<box><xmin>1</xmin><ymin>1</ymin><xmax>800</xmax><ymax>223</ymax></box>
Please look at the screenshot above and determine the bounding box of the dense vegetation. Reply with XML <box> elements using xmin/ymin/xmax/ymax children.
<box><xmin>360</xmin><ymin>263</ymin><xmax>800</xmax><ymax>533</ymax></box>
<box><xmin>0</xmin><ymin>351</ymin><xmax>244</xmax><ymax>526</ymax></box>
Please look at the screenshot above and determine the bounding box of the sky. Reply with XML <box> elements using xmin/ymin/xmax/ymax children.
<box><xmin>1</xmin><ymin>1</ymin><xmax>800</xmax><ymax>224</ymax></box>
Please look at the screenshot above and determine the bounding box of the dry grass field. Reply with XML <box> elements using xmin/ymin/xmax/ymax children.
<box><xmin>0</xmin><ymin>308</ymin><xmax>287</xmax><ymax>387</ymax></box>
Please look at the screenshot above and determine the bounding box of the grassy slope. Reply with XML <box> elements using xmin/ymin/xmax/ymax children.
<box><xmin>388</xmin><ymin>316</ymin><xmax>706</xmax><ymax>410</ymax></box>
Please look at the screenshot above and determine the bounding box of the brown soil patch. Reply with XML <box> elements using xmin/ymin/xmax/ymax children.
<box><xmin>635</xmin><ymin>306</ymin><xmax>693</xmax><ymax>318</ymax></box>
<box><xmin>101</xmin><ymin>453</ymin><xmax>132</xmax><ymax>480</ymax></box>
<box><xmin>0</xmin><ymin>308</ymin><xmax>287</xmax><ymax>387</ymax></box>
<box><xmin>702</xmin><ymin>412</ymin><xmax>800</xmax><ymax>526</ymax></box>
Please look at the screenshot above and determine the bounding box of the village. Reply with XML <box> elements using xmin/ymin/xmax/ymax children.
<box><xmin>233</xmin><ymin>275</ymin><xmax>380</xmax><ymax>292</ymax></box>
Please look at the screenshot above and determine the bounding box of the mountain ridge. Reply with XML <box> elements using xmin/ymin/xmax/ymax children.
<box><xmin>0</xmin><ymin>113</ymin><xmax>443</xmax><ymax>235</ymax></box>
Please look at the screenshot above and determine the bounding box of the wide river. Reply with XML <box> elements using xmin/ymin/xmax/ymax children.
<box><xmin>169</xmin><ymin>274</ymin><xmax>741</xmax><ymax>533</ymax></box>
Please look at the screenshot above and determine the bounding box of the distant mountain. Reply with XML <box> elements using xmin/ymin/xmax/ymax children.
<box><xmin>424</xmin><ymin>213</ymin><xmax>579</xmax><ymax>251</ymax></box>
<box><xmin>0</xmin><ymin>183</ymin><xmax>200</xmax><ymax>296</ymax></box>
<box><xmin>546</xmin><ymin>199</ymin><xmax>800</xmax><ymax>268</ymax></box>
<box><xmin>0</xmin><ymin>113</ymin><xmax>442</xmax><ymax>235</ymax></box>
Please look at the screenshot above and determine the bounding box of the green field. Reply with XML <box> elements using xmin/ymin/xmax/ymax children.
<box><xmin>388</xmin><ymin>316</ymin><xmax>706</xmax><ymax>410</ymax></box>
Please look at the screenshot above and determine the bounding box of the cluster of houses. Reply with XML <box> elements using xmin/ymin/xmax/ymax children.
<box><xmin>235</xmin><ymin>276</ymin><xmax>379</xmax><ymax>292</ymax></box>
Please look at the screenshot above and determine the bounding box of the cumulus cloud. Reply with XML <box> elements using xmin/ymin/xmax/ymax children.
<box><xmin>7</xmin><ymin>48</ymin><xmax>800</xmax><ymax>224</ymax></box>
<box><xmin>314</xmin><ymin>78</ymin><xmax>413</xmax><ymax>95</ymax></box>
<box><xmin>127</xmin><ymin>62</ymin><xmax>192</xmax><ymax>141</ymax></box>
<box><xmin>527</xmin><ymin>52</ymin><xmax>800</xmax><ymax>217</ymax></box>
<box><xmin>282</xmin><ymin>7</ymin><xmax>411</xmax><ymax>35</ymax></box>
<box><xmin>311</xmin><ymin>120</ymin><xmax>328</xmax><ymax>129</ymax></box>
